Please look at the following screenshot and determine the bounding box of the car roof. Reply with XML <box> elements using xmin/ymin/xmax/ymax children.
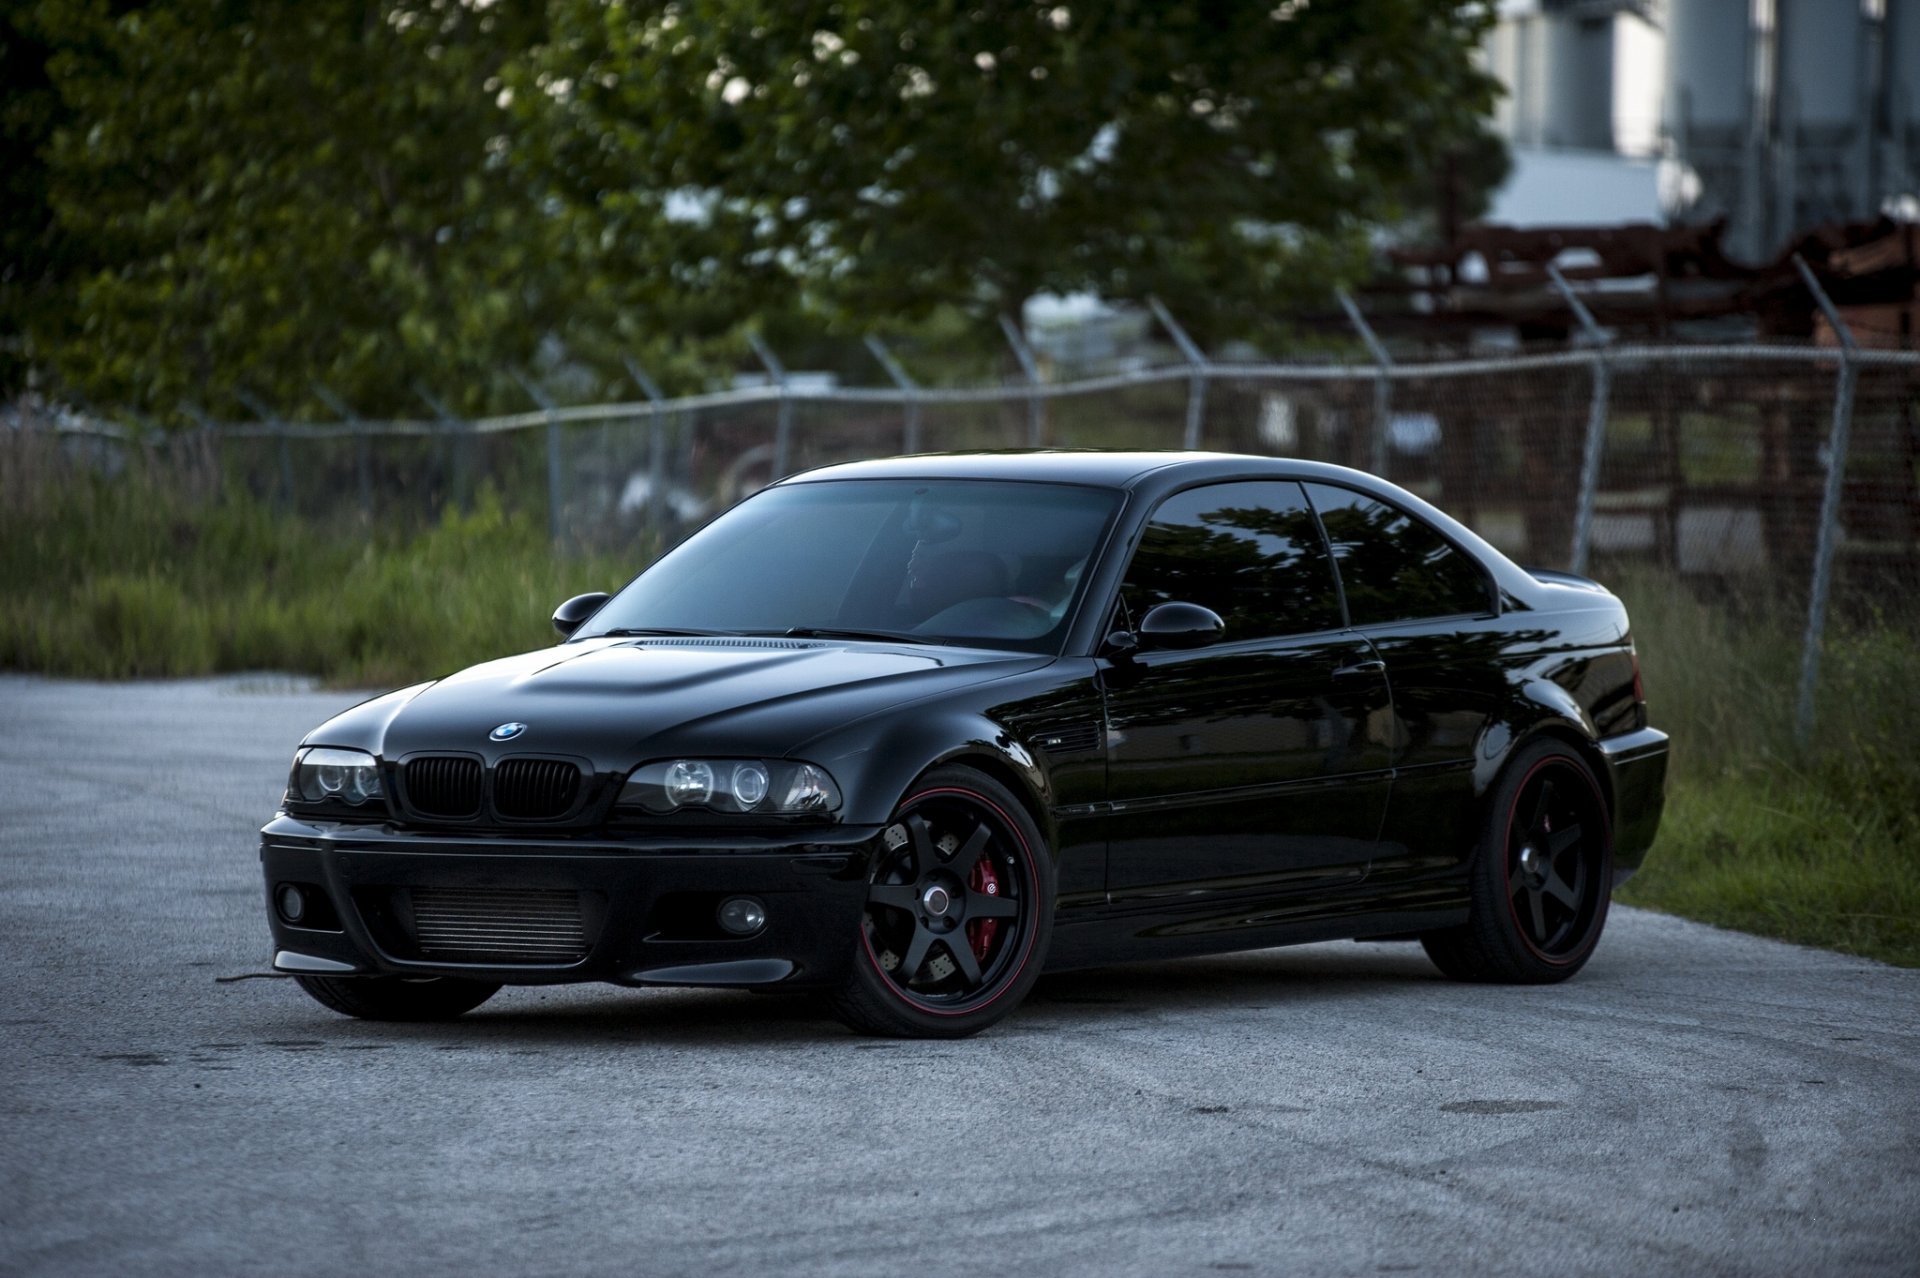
<box><xmin>781</xmin><ymin>450</ymin><xmax>1347</xmax><ymax>489</ymax></box>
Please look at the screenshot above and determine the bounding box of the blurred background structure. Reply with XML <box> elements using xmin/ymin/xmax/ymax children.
<box><xmin>1483</xmin><ymin>0</ymin><xmax>1919</xmax><ymax>261</ymax></box>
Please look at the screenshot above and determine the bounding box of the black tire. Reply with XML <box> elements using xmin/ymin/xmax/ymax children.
<box><xmin>829</xmin><ymin>764</ymin><xmax>1054</xmax><ymax>1038</ymax></box>
<box><xmin>1421</xmin><ymin>738</ymin><xmax>1614</xmax><ymax>984</ymax></box>
<box><xmin>294</xmin><ymin>973</ymin><xmax>501</xmax><ymax>1021</ymax></box>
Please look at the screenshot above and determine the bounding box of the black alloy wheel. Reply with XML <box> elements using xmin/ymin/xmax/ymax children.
<box><xmin>829</xmin><ymin>764</ymin><xmax>1053</xmax><ymax>1037</ymax></box>
<box><xmin>1503</xmin><ymin>761</ymin><xmax>1604</xmax><ymax>959</ymax></box>
<box><xmin>1422</xmin><ymin>740</ymin><xmax>1613</xmax><ymax>984</ymax></box>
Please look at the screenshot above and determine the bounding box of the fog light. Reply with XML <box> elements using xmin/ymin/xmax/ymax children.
<box><xmin>276</xmin><ymin>883</ymin><xmax>307</xmax><ymax>925</ymax></box>
<box><xmin>717</xmin><ymin>896</ymin><xmax>767</xmax><ymax>936</ymax></box>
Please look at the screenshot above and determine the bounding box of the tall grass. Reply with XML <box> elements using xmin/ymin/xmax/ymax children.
<box><xmin>0</xmin><ymin>454</ymin><xmax>644</xmax><ymax>688</ymax></box>
<box><xmin>1614</xmin><ymin>570</ymin><xmax>1920</xmax><ymax>967</ymax></box>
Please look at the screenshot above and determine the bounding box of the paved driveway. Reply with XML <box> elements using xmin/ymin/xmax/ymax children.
<box><xmin>1</xmin><ymin>675</ymin><xmax>1915</xmax><ymax>1276</ymax></box>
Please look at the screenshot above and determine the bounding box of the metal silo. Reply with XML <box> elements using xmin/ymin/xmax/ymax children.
<box><xmin>1885</xmin><ymin>0</ymin><xmax>1920</xmax><ymax>200</ymax></box>
<box><xmin>1663</xmin><ymin>0</ymin><xmax>1760</xmax><ymax>254</ymax></box>
<box><xmin>1541</xmin><ymin>9</ymin><xmax>1617</xmax><ymax>151</ymax></box>
<box><xmin>1663</xmin><ymin>0</ymin><xmax>1752</xmax><ymax>139</ymax></box>
<box><xmin>1776</xmin><ymin>0</ymin><xmax>1871</xmax><ymax>227</ymax></box>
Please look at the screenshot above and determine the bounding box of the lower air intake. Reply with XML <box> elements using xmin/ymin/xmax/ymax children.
<box><xmin>409</xmin><ymin>886</ymin><xmax>588</xmax><ymax>963</ymax></box>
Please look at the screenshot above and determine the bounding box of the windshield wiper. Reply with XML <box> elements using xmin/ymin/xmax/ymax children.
<box><xmin>774</xmin><ymin>626</ymin><xmax>931</xmax><ymax>645</ymax></box>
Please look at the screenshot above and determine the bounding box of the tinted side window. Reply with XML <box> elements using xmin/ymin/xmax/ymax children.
<box><xmin>1304</xmin><ymin>483</ymin><xmax>1492</xmax><ymax>625</ymax></box>
<box><xmin>1119</xmin><ymin>481</ymin><xmax>1343</xmax><ymax>640</ymax></box>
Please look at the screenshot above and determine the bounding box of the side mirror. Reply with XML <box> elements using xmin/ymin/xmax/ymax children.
<box><xmin>552</xmin><ymin>592</ymin><xmax>611</xmax><ymax>638</ymax></box>
<box><xmin>1136</xmin><ymin>601</ymin><xmax>1225</xmax><ymax>651</ymax></box>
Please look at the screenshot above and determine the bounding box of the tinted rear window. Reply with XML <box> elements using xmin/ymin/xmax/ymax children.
<box><xmin>1304</xmin><ymin>483</ymin><xmax>1492</xmax><ymax>625</ymax></box>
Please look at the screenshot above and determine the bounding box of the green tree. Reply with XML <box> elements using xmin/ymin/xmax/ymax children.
<box><xmin>510</xmin><ymin>0</ymin><xmax>1504</xmax><ymax>345</ymax></box>
<box><xmin>0</xmin><ymin>3</ymin><xmax>103</xmax><ymax>402</ymax></box>
<box><xmin>23</xmin><ymin>0</ymin><xmax>569</xmax><ymax>421</ymax></box>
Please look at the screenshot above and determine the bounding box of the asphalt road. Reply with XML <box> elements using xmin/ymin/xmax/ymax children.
<box><xmin>2</xmin><ymin>673</ymin><xmax>1916</xmax><ymax>1277</ymax></box>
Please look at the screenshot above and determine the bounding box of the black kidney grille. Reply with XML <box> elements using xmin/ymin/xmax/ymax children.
<box><xmin>404</xmin><ymin>756</ymin><xmax>483</xmax><ymax>819</ymax></box>
<box><xmin>494</xmin><ymin>758</ymin><xmax>582</xmax><ymax>820</ymax></box>
<box><xmin>409</xmin><ymin>886</ymin><xmax>587</xmax><ymax>963</ymax></box>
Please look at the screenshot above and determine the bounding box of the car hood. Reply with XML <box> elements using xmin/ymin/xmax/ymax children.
<box><xmin>310</xmin><ymin>637</ymin><xmax>1049</xmax><ymax>764</ymax></box>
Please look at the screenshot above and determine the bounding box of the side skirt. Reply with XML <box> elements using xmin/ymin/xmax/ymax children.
<box><xmin>1042</xmin><ymin>881</ymin><xmax>1469</xmax><ymax>974</ymax></box>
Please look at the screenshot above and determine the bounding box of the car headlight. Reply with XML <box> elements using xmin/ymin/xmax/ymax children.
<box><xmin>619</xmin><ymin>759</ymin><xmax>841</xmax><ymax>816</ymax></box>
<box><xmin>289</xmin><ymin>747</ymin><xmax>385</xmax><ymax>806</ymax></box>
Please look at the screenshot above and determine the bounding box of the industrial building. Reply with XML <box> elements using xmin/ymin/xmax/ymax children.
<box><xmin>1484</xmin><ymin>0</ymin><xmax>1917</xmax><ymax>261</ymax></box>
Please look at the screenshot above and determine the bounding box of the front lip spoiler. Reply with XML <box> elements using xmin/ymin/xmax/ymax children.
<box><xmin>630</xmin><ymin>958</ymin><xmax>796</xmax><ymax>986</ymax></box>
<box><xmin>269</xmin><ymin>950</ymin><xmax>800</xmax><ymax>987</ymax></box>
<box><xmin>273</xmin><ymin>950</ymin><xmax>362</xmax><ymax>974</ymax></box>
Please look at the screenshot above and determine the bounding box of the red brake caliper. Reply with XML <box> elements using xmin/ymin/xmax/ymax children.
<box><xmin>968</xmin><ymin>855</ymin><xmax>1001</xmax><ymax>961</ymax></box>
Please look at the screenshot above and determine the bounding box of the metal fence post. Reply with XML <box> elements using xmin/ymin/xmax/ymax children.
<box><xmin>313</xmin><ymin>385</ymin><xmax>371</xmax><ymax>519</ymax></box>
<box><xmin>748</xmin><ymin>333</ymin><xmax>794</xmax><ymax>479</ymax></box>
<box><xmin>413</xmin><ymin>384</ymin><xmax>469</xmax><ymax>513</ymax></box>
<box><xmin>1336</xmin><ymin>289</ymin><xmax>1394</xmax><ymax>475</ymax></box>
<box><xmin>1148</xmin><ymin>297</ymin><xmax>1210</xmax><ymax>450</ymax></box>
<box><xmin>235</xmin><ymin>389</ymin><xmax>293</xmax><ymax>511</ymax></box>
<box><xmin>864</xmin><ymin>336</ymin><xmax>922</xmax><ymax>453</ymax></box>
<box><xmin>1791</xmin><ymin>254</ymin><xmax>1861</xmax><ymax>747</ymax></box>
<box><xmin>1546</xmin><ymin>264</ymin><xmax>1613</xmax><ymax>576</ymax></box>
<box><xmin>998</xmin><ymin>315</ymin><xmax>1045</xmax><ymax>446</ymax></box>
<box><xmin>622</xmin><ymin>356</ymin><xmax>669</xmax><ymax>538</ymax></box>
<box><xmin>178</xmin><ymin>401</ymin><xmax>223</xmax><ymax>499</ymax></box>
<box><xmin>510</xmin><ymin>370</ymin><xmax>566</xmax><ymax>549</ymax></box>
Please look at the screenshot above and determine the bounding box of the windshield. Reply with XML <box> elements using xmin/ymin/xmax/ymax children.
<box><xmin>578</xmin><ymin>478</ymin><xmax>1123</xmax><ymax>653</ymax></box>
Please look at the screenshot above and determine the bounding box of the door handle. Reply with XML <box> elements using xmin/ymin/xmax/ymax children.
<box><xmin>1332</xmin><ymin>659</ymin><xmax>1386</xmax><ymax>681</ymax></box>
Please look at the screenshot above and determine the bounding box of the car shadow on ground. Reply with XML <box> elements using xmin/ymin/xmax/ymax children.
<box><xmin>284</xmin><ymin>941</ymin><xmax>1451</xmax><ymax>1050</ymax></box>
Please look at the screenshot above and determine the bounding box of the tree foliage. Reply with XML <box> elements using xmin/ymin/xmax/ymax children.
<box><xmin>0</xmin><ymin>4</ymin><xmax>95</xmax><ymax>400</ymax></box>
<box><xmin>21</xmin><ymin>0</ymin><xmax>562</xmax><ymax>421</ymax></box>
<box><xmin>7</xmin><ymin>0</ymin><xmax>1506</xmax><ymax>421</ymax></box>
<box><xmin>512</xmin><ymin>0</ymin><xmax>1504</xmax><ymax>343</ymax></box>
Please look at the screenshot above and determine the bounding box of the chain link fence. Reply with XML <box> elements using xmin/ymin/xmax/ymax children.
<box><xmin>13</xmin><ymin>336</ymin><xmax>1920</xmax><ymax>742</ymax></box>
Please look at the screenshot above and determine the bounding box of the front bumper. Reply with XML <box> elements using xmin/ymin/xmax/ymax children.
<box><xmin>259</xmin><ymin>814</ymin><xmax>883</xmax><ymax>989</ymax></box>
<box><xmin>1597</xmin><ymin>725</ymin><xmax>1669</xmax><ymax>881</ymax></box>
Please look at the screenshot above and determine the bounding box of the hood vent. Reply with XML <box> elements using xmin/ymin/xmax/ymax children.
<box><xmin>622</xmin><ymin>638</ymin><xmax>821</xmax><ymax>651</ymax></box>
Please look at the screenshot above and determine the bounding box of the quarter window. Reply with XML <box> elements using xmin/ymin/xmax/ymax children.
<box><xmin>1303</xmin><ymin>483</ymin><xmax>1492</xmax><ymax>625</ymax></box>
<box><xmin>1119</xmin><ymin>481</ymin><xmax>1344</xmax><ymax>640</ymax></box>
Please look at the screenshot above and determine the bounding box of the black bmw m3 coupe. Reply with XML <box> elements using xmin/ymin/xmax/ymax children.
<box><xmin>262</xmin><ymin>451</ymin><xmax>1669</xmax><ymax>1037</ymax></box>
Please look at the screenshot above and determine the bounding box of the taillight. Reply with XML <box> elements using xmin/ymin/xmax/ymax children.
<box><xmin>1631</xmin><ymin>649</ymin><xmax>1646</xmax><ymax>704</ymax></box>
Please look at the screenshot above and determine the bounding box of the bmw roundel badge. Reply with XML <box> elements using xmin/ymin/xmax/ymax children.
<box><xmin>489</xmin><ymin>722</ymin><xmax>528</xmax><ymax>742</ymax></box>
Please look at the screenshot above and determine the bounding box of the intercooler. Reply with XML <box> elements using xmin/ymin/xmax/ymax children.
<box><xmin>408</xmin><ymin>886</ymin><xmax>590</xmax><ymax>963</ymax></box>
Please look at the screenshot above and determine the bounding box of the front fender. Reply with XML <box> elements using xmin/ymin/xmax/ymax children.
<box><xmin>803</xmin><ymin>708</ymin><xmax>1054</xmax><ymax>835</ymax></box>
